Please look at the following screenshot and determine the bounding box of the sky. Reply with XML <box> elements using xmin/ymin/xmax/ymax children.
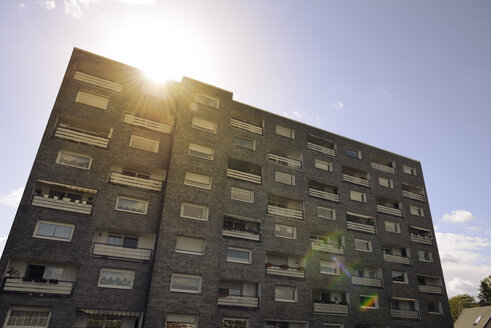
<box><xmin>0</xmin><ymin>0</ymin><xmax>490</xmax><ymax>298</ymax></box>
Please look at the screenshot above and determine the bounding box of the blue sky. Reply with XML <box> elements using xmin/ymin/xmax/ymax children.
<box><xmin>0</xmin><ymin>0</ymin><xmax>490</xmax><ymax>298</ymax></box>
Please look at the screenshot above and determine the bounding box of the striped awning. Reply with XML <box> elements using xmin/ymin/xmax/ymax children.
<box><xmin>80</xmin><ymin>309</ymin><xmax>140</xmax><ymax>317</ymax></box>
<box><xmin>38</xmin><ymin>180</ymin><xmax>97</xmax><ymax>194</ymax></box>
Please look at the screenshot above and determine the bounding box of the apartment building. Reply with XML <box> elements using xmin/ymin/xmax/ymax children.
<box><xmin>0</xmin><ymin>48</ymin><xmax>452</xmax><ymax>328</ymax></box>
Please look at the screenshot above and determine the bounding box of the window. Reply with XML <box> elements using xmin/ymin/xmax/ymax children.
<box><xmin>75</xmin><ymin>90</ymin><xmax>108</xmax><ymax>110</ymax></box>
<box><xmin>222</xmin><ymin>318</ymin><xmax>247</xmax><ymax>328</ymax></box>
<box><xmin>392</xmin><ymin>271</ymin><xmax>408</xmax><ymax>284</ymax></box>
<box><xmin>192</xmin><ymin>116</ymin><xmax>217</xmax><ymax>133</ymax></box>
<box><xmin>87</xmin><ymin>315</ymin><xmax>122</xmax><ymax>328</ymax></box>
<box><xmin>360</xmin><ymin>295</ymin><xmax>378</xmax><ymax>309</ymax></box>
<box><xmin>323</xmin><ymin>325</ymin><xmax>343</xmax><ymax>328</ymax></box>
<box><xmin>317</xmin><ymin>206</ymin><xmax>336</xmax><ymax>220</ymax></box>
<box><xmin>175</xmin><ymin>236</ymin><xmax>205</xmax><ymax>255</ymax></box>
<box><xmin>350</xmin><ymin>190</ymin><xmax>367</xmax><ymax>203</ymax></box>
<box><xmin>275</xmin><ymin>224</ymin><xmax>296</xmax><ymax>239</ymax></box>
<box><xmin>233</xmin><ymin>136</ymin><xmax>255</xmax><ymax>150</ymax></box>
<box><xmin>5</xmin><ymin>307</ymin><xmax>51</xmax><ymax>328</ymax></box>
<box><xmin>314</xmin><ymin>159</ymin><xmax>332</xmax><ymax>172</ymax></box>
<box><xmin>354</xmin><ymin>239</ymin><xmax>372</xmax><ymax>252</ymax></box>
<box><xmin>188</xmin><ymin>143</ymin><xmax>214</xmax><ymax>160</ymax></box>
<box><xmin>165</xmin><ymin>314</ymin><xmax>198</xmax><ymax>328</ymax></box>
<box><xmin>170</xmin><ymin>274</ymin><xmax>202</xmax><ymax>293</ymax></box>
<box><xmin>427</xmin><ymin>301</ymin><xmax>442</xmax><ymax>314</ymax></box>
<box><xmin>403</xmin><ymin>165</ymin><xmax>417</xmax><ymax>176</ymax></box>
<box><xmin>226</xmin><ymin>247</ymin><xmax>251</xmax><ymax>264</ymax></box>
<box><xmin>107</xmin><ymin>235</ymin><xmax>138</xmax><ymax>248</ymax></box>
<box><xmin>33</xmin><ymin>221</ymin><xmax>74</xmax><ymax>242</ymax></box>
<box><xmin>384</xmin><ymin>221</ymin><xmax>400</xmax><ymax>233</ymax></box>
<box><xmin>276</xmin><ymin>125</ymin><xmax>294</xmax><ymax>139</ymax></box>
<box><xmin>275</xmin><ymin>285</ymin><xmax>297</xmax><ymax>302</ymax></box>
<box><xmin>345</xmin><ymin>148</ymin><xmax>361</xmax><ymax>159</ymax></box>
<box><xmin>24</xmin><ymin>264</ymin><xmax>63</xmax><ymax>281</ymax></box>
<box><xmin>129</xmin><ymin>135</ymin><xmax>159</xmax><ymax>152</ymax></box>
<box><xmin>231</xmin><ymin>187</ymin><xmax>254</xmax><ymax>203</ymax></box>
<box><xmin>410</xmin><ymin>205</ymin><xmax>424</xmax><ymax>217</ymax></box>
<box><xmin>195</xmin><ymin>93</ymin><xmax>219</xmax><ymax>108</ymax></box>
<box><xmin>115</xmin><ymin>196</ymin><xmax>148</xmax><ymax>215</ymax></box>
<box><xmin>275</xmin><ymin>171</ymin><xmax>295</xmax><ymax>185</ymax></box>
<box><xmin>180</xmin><ymin>203</ymin><xmax>209</xmax><ymax>221</ymax></box>
<box><xmin>184</xmin><ymin>172</ymin><xmax>212</xmax><ymax>189</ymax></box>
<box><xmin>378</xmin><ymin>177</ymin><xmax>393</xmax><ymax>188</ymax></box>
<box><xmin>418</xmin><ymin>250</ymin><xmax>433</xmax><ymax>262</ymax></box>
<box><xmin>320</xmin><ymin>260</ymin><xmax>339</xmax><ymax>275</ymax></box>
<box><xmin>98</xmin><ymin>268</ymin><xmax>134</xmax><ymax>289</ymax></box>
<box><xmin>56</xmin><ymin>150</ymin><xmax>92</xmax><ymax>169</ymax></box>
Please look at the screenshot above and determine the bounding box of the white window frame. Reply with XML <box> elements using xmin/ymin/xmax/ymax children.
<box><xmin>184</xmin><ymin>171</ymin><xmax>212</xmax><ymax>190</ymax></box>
<box><xmin>274</xmin><ymin>224</ymin><xmax>297</xmax><ymax>239</ymax></box>
<box><xmin>233</xmin><ymin>136</ymin><xmax>256</xmax><ymax>150</ymax></box>
<box><xmin>354</xmin><ymin>239</ymin><xmax>372</xmax><ymax>252</ymax></box>
<box><xmin>222</xmin><ymin>318</ymin><xmax>248</xmax><ymax>328</ymax></box>
<box><xmin>4</xmin><ymin>306</ymin><xmax>52</xmax><ymax>328</ymax></box>
<box><xmin>192</xmin><ymin>116</ymin><xmax>217</xmax><ymax>133</ymax></box>
<box><xmin>115</xmin><ymin>196</ymin><xmax>148</xmax><ymax>215</ymax></box>
<box><xmin>403</xmin><ymin>165</ymin><xmax>417</xmax><ymax>176</ymax></box>
<box><xmin>98</xmin><ymin>268</ymin><xmax>135</xmax><ymax>289</ymax></box>
<box><xmin>56</xmin><ymin>150</ymin><xmax>92</xmax><ymax>170</ymax></box>
<box><xmin>75</xmin><ymin>90</ymin><xmax>109</xmax><ymax>110</ymax></box>
<box><xmin>345</xmin><ymin>147</ymin><xmax>361</xmax><ymax>159</ymax></box>
<box><xmin>180</xmin><ymin>203</ymin><xmax>209</xmax><ymax>221</ymax></box>
<box><xmin>170</xmin><ymin>273</ymin><xmax>202</xmax><ymax>293</ymax></box>
<box><xmin>226</xmin><ymin>247</ymin><xmax>251</xmax><ymax>264</ymax></box>
<box><xmin>418</xmin><ymin>250</ymin><xmax>433</xmax><ymax>262</ymax></box>
<box><xmin>274</xmin><ymin>285</ymin><xmax>297</xmax><ymax>303</ymax></box>
<box><xmin>165</xmin><ymin>314</ymin><xmax>198</xmax><ymax>328</ymax></box>
<box><xmin>360</xmin><ymin>294</ymin><xmax>379</xmax><ymax>309</ymax></box>
<box><xmin>274</xmin><ymin>171</ymin><xmax>295</xmax><ymax>185</ymax></box>
<box><xmin>378</xmin><ymin>176</ymin><xmax>393</xmax><ymax>188</ymax></box>
<box><xmin>33</xmin><ymin>220</ymin><xmax>74</xmax><ymax>242</ymax></box>
<box><xmin>195</xmin><ymin>93</ymin><xmax>219</xmax><ymax>109</ymax></box>
<box><xmin>317</xmin><ymin>205</ymin><xmax>336</xmax><ymax>220</ymax></box>
<box><xmin>231</xmin><ymin>187</ymin><xmax>254</xmax><ymax>203</ymax></box>
<box><xmin>320</xmin><ymin>260</ymin><xmax>339</xmax><ymax>275</ymax></box>
<box><xmin>392</xmin><ymin>271</ymin><xmax>408</xmax><ymax>284</ymax></box>
<box><xmin>276</xmin><ymin>125</ymin><xmax>295</xmax><ymax>139</ymax></box>
<box><xmin>350</xmin><ymin>190</ymin><xmax>367</xmax><ymax>203</ymax></box>
<box><xmin>175</xmin><ymin>236</ymin><xmax>206</xmax><ymax>256</ymax></box>
<box><xmin>384</xmin><ymin>221</ymin><xmax>401</xmax><ymax>234</ymax></box>
<box><xmin>410</xmin><ymin>205</ymin><xmax>424</xmax><ymax>217</ymax></box>
<box><xmin>129</xmin><ymin>135</ymin><xmax>159</xmax><ymax>153</ymax></box>
<box><xmin>314</xmin><ymin>159</ymin><xmax>332</xmax><ymax>172</ymax></box>
<box><xmin>188</xmin><ymin>143</ymin><xmax>214</xmax><ymax>160</ymax></box>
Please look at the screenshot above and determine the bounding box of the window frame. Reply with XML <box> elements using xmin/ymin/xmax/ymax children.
<box><xmin>275</xmin><ymin>125</ymin><xmax>295</xmax><ymax>139</ymax></box>
<box><xmin>274</xmin><ymin>285</ymin><xmax>297</xmax><ymax>303</ymax></box>
<box><xmin>75</xmin><ymin>90</ymin><xmax>109</xmax><ymax>110</ymax></box>
<box><xmin>97</xmin><ymin>268</ymin><xmax>135</xmax><ymax>290</ymax></box>
<box><xmin>354</xmin><ymin>239</ymin><xmax>372</xmax><ymax>252</ymax></box>
<box><xmin>33</xmin><ymin>220</ymin><xmax>74</xmax><ymax>242</ymax></box>
<box><xmin>4</xmin><ymin>307</ymin><xmax>52</xmax><ymax>328</ymax></box>
<box><xmin>403</xmin><ymin>165</ymin><xmax>417</xmax><ymax>176</ymax></box>
<box><xmin>230</xmin><ymin>187</ymin><xmax>254</xmax><ymax>203</ymax></box>
<box><xmin>418</xmin><ymin>250</ymin><xmax>433</xmax><ymax>262</ymax></box>
<box><xmin>188</xmin><ymin>143</ymin><xmax>214</xmax><ymax>160</ymax></box>
<box><xmin>222</xmin><ymin>318</ymin><xmax>248</xmax><ymax>328</ymax></box>
<box><xmin>56</xmin><ymin>150</ymin><xmax>92</xmax><ymax>170</ymax></box>
<box><xmin>180</xmin><ymin>203</ymin><xmax>209</xmax><ymax>221</ymax></box>
<box><xmin>195</xmin><ymin>93</ymin><xmax>219</xmax><ymax>109</ymax></box>
<box><xmin>226</xmin><ymin>247</ymin><xmax>252</xmax><ymax>264</ymax></box>
<box><xmin>274</xmin><ymin>171</ymin><xmax>295</xmax><ymax>185</ymax></box>
<box><xmin>314</xmin><ymin>159</ymin><xmax>332</xmax><ymax>172</ymax></box>
<box><xmin>350</xmin><ymin>190</ymin><xmax>367</xmax><ymax>203</ymax></box>
<box><xmin>317</xmin><ymin>205</ymin><xmax>336</xmax><ymax>220</ymax></box>
<box><xmin>427</xmin><ymin>301</ymin><xmax>443</xmax><ymax>314</ymax></box>
<box><xmin>175</xmin><ymin>236</ymin><xmax>206</xmax><ymax>256</ymax></box>
<box><xmin>274</xmin><ymin>224</ymin><xmax>297</xmax><ymax>239</ymax></box>
<box><xmin>129</xmin><ymin>135</ymin><xmax>159</xmax><ymax>153</ymax></box>
<box><xmin>233</xmin><ymin>136</ymin><xmax>256</xmax><ymax>150</ymax></box>
<box><xmin>184</xmin><ymin>171</ymin><xmax>212</xmax><ymax>190</ymax></box>
<box><xmin>384</xmin><ymin>221</ymin><xmax>401</xmax><ymax>234</ymax></box>
<box><xmin>378</xmin><ymin>176</ymin><xmax>393</xmax><ymax>188</ymax></box>
<box><xmin>391</xmin><ymin>271</ymin><xmax>408</xmax><ymax>284</ymax></box>
<box><xmin>115</xmin><ymin>196</ymin><xmax>149</xmax><ymax>215</ymax></box>
<box><xmin>165</xmin><ymin>314</ymin><xmax>198</xmax><ymax>328</ymax></box>
<box><xmin>410</xmin><ymin>205</ymin><xmax>424</xmax><ymax>217</ymax></box>
<box><xmin>320</xmin><ymin>260</ymin><xmax>339</xmax><ymax>275</ymax></box>
<box><xmin>345</xmin><ymin>147</ymin><xmax>361</xmax><ymax>159</ymax></box>
<box><xmin>192</xmin><ymin>116</ymin><xmax>217</xmax><ymax>133</ymax></box>
<box><xmin>170</xmin><ymin>273</ymin><xmax>202</xmax><ymax>294</ymax></box>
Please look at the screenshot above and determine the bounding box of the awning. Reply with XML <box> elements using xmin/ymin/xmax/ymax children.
<box><xmin>80</xmin><ymin>309</ymin><xmax>141</xmax><ymax>317</ymax></box>
<box><xmin>38</xmin><ymin>180</ymin><xmax>97</xmax><ymax>194</ymax></box>
<box><xmin>224</xmin><ymin>213</ymin><xmax>261</xmax><ymax>223</ymax></box>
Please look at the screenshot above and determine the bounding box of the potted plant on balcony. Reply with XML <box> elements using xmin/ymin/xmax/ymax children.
<box><xmin>280</xmin><ymin>264</ymin><xmax>290</xmax><ymax>270</ymax></box>
<box><xmin>265</xmin><ymin>263</ymin><xmax>273</xmax><ymax>267</ymax></box>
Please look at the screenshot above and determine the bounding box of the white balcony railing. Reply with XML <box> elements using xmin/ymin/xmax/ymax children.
<box><xmin>230</xmin><ymin>118</ymin><xmax>263</xmax><ymax>134</ymax></box>
<box><xmin>110</xmin><ymin>172</ymin><xmax>163</xmax><ymax>191</ymax></box>
<box><xmin>347</xmin><ymin>222</ymin><xmax>376</xmax><ymax>234</ymax></box>
<box><xmin>309</xmin><ymin>188</ymin><xmax>340</xmax><ymax>202</ymax></box>
<box><xmin>383</xmin><ymin>254</ymin><xmax>410</xmax><ymax>265</ymax></box>
<box><xmin>342</xmin><ymin>174</ymin><xmax>370</xmax><ymax>187</ymax></box>
<box><xmin>418</xmin><ymin>285</ymin><xmax>443</xmax><ymax>294</ymax></box>
<box><xmin>410</xmin><ymin>234</ymin><xmax>433</xmax><ymax>245</ymax></box>
<box><xmin>307</xmin><ymin>142</ymin><xmax>336</xmax><ymax>157</ymax></box>
<box><xmin>268</xmin><ymin>154</ymin><xmax>302</xmax><ymax>169</ymax></box>
<box><xmin>3</xmin><ymin>278</ymin><xmax>73</xmax><ymax>296</ymax></box>
<box><xmin>313</xmin><ymin>303</ymin><xmax>349</xmax><ymax>315</ymax></box>
<box><xmin>123</xmin><ymin>113</ymin><xmax>172</xmax><ymax>134</ymax></box>
<box><xmin>391</xmin><ymin>309</ymin><xmax>419</xmax><ymax>320</ymax></box>
<box><xmin>352</xmin><ymin>276</ymin><xmax>383</xmax><ymax>287</ymax></box>
<box><xmin>402</xmin><ymin>190</ymin><xmax>425</xmax><ymax>202</ymax></box>
<box><xmin>311</xmin><ymin>241</ymin><xmax>344</xmax><ymax>254</ymax></box>
<box><xmin>91</xmin><ymin>243</ymin><xmax>152</xmax><ymax>261</ymax></box>
<box><xmin>54</xmin><ymin>126</ymin><xmax>109</xmax><ymax>148</ymax></box>
<box><xmin>227</xmin><ymin>169</ymin><xmax>262</xmax><ymax>184</ymax></box>
<box><xmin>371</xmin><ymin>162</ymin><xmax>395</xmax><ymax>174</ymax></box>
<box><xmin>222</xmin><ymin>228</ymin><xmax>261</xmax><ymax>241</ymax></box>
<box><xmin>73</xmin><ymin>71</ymin><xmax>122</xmax><ymax>93</ymax></box>
<box><xmin>266</xmin><ymin>265</ymin><xmax>305</xmax><ymax>278</ymax></box>
<box><xmin>32</xmin><ymin>195</ymin><xmax>92</xmax><ymax>214</ymax></box>
<box><xmin>267</xmin><ymin>205</ymin><xmax>303</xmax><ymax>220</ymax></box>
<box><xmin>217</xmin><ymin>295</ymin><xmax>259</xmax><ymax>308</ymax></box>
<box><xmin>377</xmin><ymin>204</ymin><xmax>402</xmax><ymax>217</ymax></box>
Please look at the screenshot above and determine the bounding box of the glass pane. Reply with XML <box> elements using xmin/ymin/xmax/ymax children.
<box><xmin>122</xmin><ymin>237</ymin><xmax>138</xmax><ymax>249</ymax></box>
<box><xmin>107</xmin><ymin>235</ymin><xmax>123</xmax><ymax>246</ymax></box>
<box><xmin>233</xmin><ymin>137</ymin><xmax>253</xmax><ymax>149</ymax></box>
<box><xmin>53</xmin><ymin>225</ymin><xmax>73</xmax><ymax>239</ymax></box>
<box><xmin>99</xmin><ymin>270</ymin><xmax>134</xmax><ymax>288</ymax></box>
<box><xmin>117</xmin><ymin>198</ymin><xmax>147</xmax><ymax>213</ymax></box>
<box><xmin>57</xmin><ymin>152</ymin><xmax>91</xmax><ymax>169</ymax></box>
<box><xmin>36</xmin><ymin>223</ymin><xmax>56</xmax><ymax>237</ymax></box>
<box><xmin>227</xmin><ymin>249</ymin><xmax>249</xmax><ymax>262</ymax></box>
<box><xmin>172</xmin><ymin>275</ymin><xmax>200</xmax><ymax>291</ymax></box>
<box><xmin>44</xmin><ymin>267</ymin><xmax>63</xmax><ymax>280</ymax></box>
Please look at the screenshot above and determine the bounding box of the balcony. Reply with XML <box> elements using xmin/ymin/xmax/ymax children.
<box><xmin>371</xmin><ymin>162</ymin><xmax>395</xmax><ymax>174</ymax></box>
<box><xmin>268</xmin><ymin>205</ymin><xmax>303</xmax><ymax>220</ymax></box>
<box><xmin>227</xmin><ymin>169</ymin><xmax>261</xmax><ymax>184</ymax></box>
<box><xmin>346</xmin><ymin>221</ymin><xmax>375</xmax><ymax>234</ymax></box>
<box><xmin>313</xmin><ymin>302</ymin><xmax>349</xmax><ymax>315</ymax></box>
<box><xmin>73</xmin><ymin>71</ymin><xmax>122</xmax><ymax>93</ymax></box>
<box><xmin>54</xmin><ymin>124</ymin><xmax>109</xmax><ymax>148</ymax></box>
<box><xmin>377</xmin><ymin>204</ymin><xmax>402</xmax><ymax>217</ymax></box>
<box><xmin>346</xmin><ymin>212</ymin><xmax>375</xmax><ymax>234</ymax></box>
<box><xmin>2</xmin><ymin>277</ymin><xmax>73</xmax><ymax>296</ymax></box>
<box><xmin>307</xmin><ymin>135</ymin><xmax>336</xmax><ymax>156</ymax></box>
<box><xmin>223</xmin><ymin>215</ymin><xmax>261</xmax><ymax>241</ymax></box>
<box><xmin>352</xmin><ymin>276</ymin><xmax>383</xmax><ymax>287</ymax></box>
<box><xmin>110</xmin><ymin>171</ymin><xmax>163</xmax><ymax>191</ymax></box>
<box><xmin>230</xmin><ymin>118</ymin><xmax>263</xmax><ymax>134</ymax></box>
<box><xmin>308</xmin><ymin>180</ymin><xmax>340</xmax><ymax>202</ymax></box>
<box><xmin>383</xmin><ymin>254</ymin><xmax>410</xmax><ymax>265</ymax></box>
<box><xmin>402</xmin><ymin>190</ymin><xmax>425</xmax><ymax>202</ymax></box>
<box><xmin>266</xmin><ymin>263</ymin><xmax>305</xmax><ymax>278</ymax></box>
<box><xmin>391</xmin><ymin>309</ymin><xmax>419</xmax><ymax>320</ymax></box>
<box><xmin>342</xmin><ymin>174</ymin><xmax>370</xmax><ymax>187</ymax></box>
<box><xmin>123</xmin><ymin>113</ymin><xmax>172</xmax><ymax>134</ymax></box>
<box><xmin>32</xmin><ymin>195</ymin><xmax>92</xmax><ymax>215</ymax></box>
<box><xmin>91</xmin><ymin>242</ymin><xmax>152</xmax><ymax>261</ymax></box>
<box><xmin>418</xmin><ymin>285</ymin><xmax>443</xmax><ymax>294</ymax></box>
<box><xmin>410</xmin><ymin>234</ymin><xmax>433</xmax><ymax>245</ymax></box>
<box><xmin>311</xmin><ymin>240</ymin><xmax>344</xmax><ymax>255</ymax></box>
<box><xmin>218</xmin><ymin>295</ymin><xmax>259</xmax><ymax>308</ymax></box>
<box><xmin>268</xmin><ymin>153</ymin><xmax>302</xmax><ymax>169</ymax></box>
<box><xmin>227</xmin><ymin>158</ymin><xmax>262</xmax><ymax>184</ymax></box>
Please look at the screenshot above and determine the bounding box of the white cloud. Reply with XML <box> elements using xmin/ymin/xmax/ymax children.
<box><xmin>18</xmin><ymin>3</ymin><xmax>26</xmax><ymax>10</ymax></box>
<box><xmin>64</xmin><ymin>0</ymin><xmax>83</xmax><ymax>18</ymax></box>
<box><xmin>116</xmin><ymin>0</ymin><xmax>156</xmax><ymax>4</ymax></box>
<box><xmin>447</xmin><ymin>277</ymin><xmax>478</xmax><ymax>296</ymax></box>
<box><xmin>376</xmin><ymin>85</ymin><xmax>390</xmax><ymax>97</ymax></box>
<box><xmin>0</xmin><ymin>188</ymin><xmax>24</xmax><ymax>208</ymax></box>
<box><xmin>441</xmin><ymin>210</ymin><xmax>477</xmax><ymax>224</ymax></box>
<box><xmin>63</xmin><ymin>0</ymin><xmax>154</xmax><ymax>18</ymax></box>
<box><xmin>37</xmin><ymin>0</ymin><xmax>56</xmax><ymax>9</ymax></box>
<box><xmin>331</xmin><ymin>101</ymin><xmax>344</xmax><ymax>110</ymax></box>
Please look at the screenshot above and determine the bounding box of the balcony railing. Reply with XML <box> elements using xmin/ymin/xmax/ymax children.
<box><xmin>352</xmin><ymin>276</ymin><xmax>383</xmax><ymax>287</ymax></box>
<box><xmin>32</xmin><ymin>195</ymin><xmax>92</xmax><ymax>214</ymax></box>
<box><xmin>217</xmin><ymin>295</ymin><xmax>259</xmax><ymax>308</ymax></box>
<box><xmin>342</xmin><ymin>174</ymin><xmax>370</xmax><ymax>187</ymax></box>
<box><xmin>307</xmin><ymin>142</ymin><xmax>336</xmax><ymax>157</ymax></box>
<box><xmin>402</xmin><ymin>190</ymin><xmax>425</xmax><ymax>202</ymax></box>
<box><xmin>110</xmin><ymin>172</ymin><xmax>163</xmax><ymax>191</ymax></box>
<box><xmin>268</xmin><ymin>154</ymin><xmax>302</xmax><ymax>169</ymax></box>
<box><xmin>123</xmin><ymin>113</ymin><xmax>172</xmax><ymax>134</ymax></box>
<box><xmin>313</xmin><ymin>303</ymin><xmax>349</xmax><ymax>315</ymax></box>
<box><xmin>54</xmin><ymin>126</ymin><xmax>109</xmax><ymax>148</ymax></box>
<box><xmin>230</xmin><ymin>118</ymin><xmax>263</xmax><ymax>134</ymax></box>
<box><xmin>347</xmin><ymin>221</ymin><xmax>376</xmax><ymax>234</ymax></box>
<box><xmin>418</xmin><ymin>285</ymin><xmax>443</xmax><ymax>294</ymax></box>
<box><xmin>227</xmin><ymin>169</ymin><xmax>261</xmax><ymax>184</ymax></box>
<box><xmin>91</xmin><ymin>242</ymin><xmax>153</xmax><ymax>261</ymax></box>
<box><xmin>377</xmin><ymin>204</ymin><xmax>402</xmax><ymax>217</ymax></box>
<box><xmin>73</xmin><ymin>71</ymin><xmax>122</xmax><ymax>93</ymax></box>
<box><xmin>383</xmin><ymin>254</ymin><xmax>410</xmax><ymax>265</ymax></box>
<box><xmin>371</xmin><ymin>162</ymin><xmax>395</xmax><ymax>174</ymax></box>
<box><xmin>267</xmin><ymin>205</ymin><xmax>303</xmax><ymax>220</ymax></box>
<box><xmin>410</xmin><ymin>234</ymin><xmax>433</xmax><ymax>245</ymax></box>
<box><xmin>222</xmin><ymin>227</ymin><xmax>261</xmax><ymax>241</ymax></box>
<box><xmin>311</xmin><ymin>241</ymin><xmax>344</xmax><ymax>254</ymax></box>
<box><xmin>391</xmin><ymin>309</ymin><xmax>419</xmax><ymax>320</ymax></box>
<box><xmin>266</xmin><ymin>264</ymin><xmax>305</xmax><ymax>278</ymax></box>
<box><xmin>2</xmin><ymin>277</ymin><xmax>74</xmax><ymax>296</ymax></box>
<box><xmin>309</xmin><ymin>188</ymin><xmax>340</xmax><ymax>202</ymax></box>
